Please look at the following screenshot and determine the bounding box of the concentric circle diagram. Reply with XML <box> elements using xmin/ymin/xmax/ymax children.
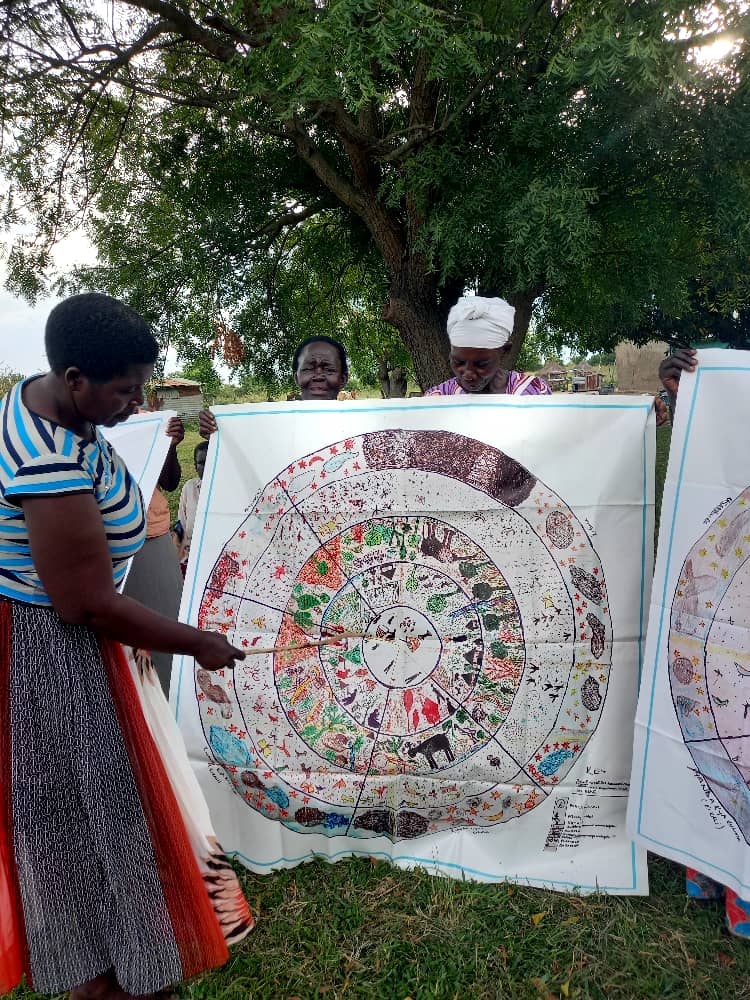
<box><xmin>669</xmin><ymin>488</ymin><xmax>750</xmax><ymax>843</ymax></box>
<box><xmin>196</xmin><ymin>430</ymin><xmax>612</xmax><ymax>841</ymax></box>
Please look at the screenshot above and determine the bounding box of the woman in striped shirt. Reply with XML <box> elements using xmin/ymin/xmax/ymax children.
<box><xmin>0</xmin><ymin>294</ymin><xmax>252</xmax><ymax>999</ymax></box>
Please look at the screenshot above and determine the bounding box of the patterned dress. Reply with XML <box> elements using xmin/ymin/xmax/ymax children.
<box><xmin>425</xmin><ymin>371</ymin><xmax>552</xmax><ymax>396</ymax></box>
<box><xmin>0</xmin><ymin>379</ymin><xmax>253</xmax><ymax>995</ymax></box>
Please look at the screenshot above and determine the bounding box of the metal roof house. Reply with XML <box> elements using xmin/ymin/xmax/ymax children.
<box><xmin>149</xmin><ymin>378</ymin><xmax>204</xmax><ymax>419</ymax></box>
<box><xmin>571</xmin><ymin>362</ymin><xmax>603</xmax><ymax>392</ymax></box>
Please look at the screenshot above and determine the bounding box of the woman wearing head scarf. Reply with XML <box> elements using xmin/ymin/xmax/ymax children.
<box><xmin>425</xmin><ymin>296</ymin><xmax>551</xmax><ymax>396</ymax></box>
<box><xmin>0</xmin><ymin>294</ymin><xmax>253</xmax><ymax>999</ymax></box>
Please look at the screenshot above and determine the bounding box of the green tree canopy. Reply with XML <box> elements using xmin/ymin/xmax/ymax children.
<box><xmin>0</xmin><ymin>367</ymin><xmax>24</xmax><ymax>399</ymax></box>
<box><xmin>1</xmin><ymin>2</ymin><xmax>749</xmax><ymax>388</ymax></box>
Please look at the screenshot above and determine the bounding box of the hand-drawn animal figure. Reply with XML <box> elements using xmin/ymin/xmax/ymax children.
<box><xmin>321</xmin><ymin>732</ymin><xmax>351</xmax><ymax>753</ymax></box>
<box><xmin>319</xmin><ymin>731</ymin><xmax>354</xmax><ymax>768</ymax></box>
<box><xmin>431</xmin><ymin>686</ymin><xmax>457</xmax><ymax>716</ymax></box>
<box><xmin>673</xmin><ymin>559</ymin><xmax>716</xmax><ymax>632</ymax></box>
<box><xmin>546</xmin><ymin>510</ymin><xmax>574</xmax><ymax>549</ymax></box>
<box><xmin>569</xmin><ymin>565</ymin><xmax>603</xmax><ymax>604</ymax></box>
<box><xmin>339</xmin><ymin>686</ymin><xmax>357</xmax><ymax>706</ymax></box>
<box><xmin>366</xmin><ymin>707</ymin><xmax>381</xmax><ymax>728</ymax></box>
<box><xmin>196</xmin><ymin>668</ymin><xmax>233</xmax><ymax>719</ymax></box>
<box><xmin>586</xmin><ymin>613</ymin><xmax>606</xmax><ymax>659</ymax></box>
<box><xmin>406</xmin><ymin>733</ymin><xmax>455</xmax><ymax>769</ymax></box>
<box><xmin>716</xmin><ymin>508</ymin><xmax>750</xmax><ymax>557</ymax></box>
<box><xmin>420</xmin><ymin>523</ymin><xmax>457</xmax><ymax>562</ymax></box>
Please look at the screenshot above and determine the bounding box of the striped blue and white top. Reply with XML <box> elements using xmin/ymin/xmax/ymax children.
<box><xmin>0</xmin><ymin>378</ymin><xmax>146</xmax><ymax>605</ymax></box>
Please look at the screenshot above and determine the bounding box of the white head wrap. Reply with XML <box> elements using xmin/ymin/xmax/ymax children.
<box><xmin>447</xmin><ymin>296</ymin><xmax>515</xmax><ymax>350</ymax></box>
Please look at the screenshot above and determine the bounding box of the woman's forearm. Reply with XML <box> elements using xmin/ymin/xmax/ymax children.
<box><xmin>158</xmin><ymin>444</ymin><xmax>182</xmax><ymax>492</ymax></box>
<box><xmin>73</xmin><ymin>591</ymin><xmax>203</xmax><ymax>656</ymax></box>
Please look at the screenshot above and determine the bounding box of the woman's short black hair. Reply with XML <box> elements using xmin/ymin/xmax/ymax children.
<box><xmin>194</xmin><ymin>440</ymin><xmax>209</xmax><ymax>462</ymax></box>
<box><xmin>45</xmin><ymin>293</ymin><xmax>159</xmax><ymax>382</ymax></box>
<box><xmin>291</xmin><ymin>336</ymin><xmax>348</xmax><ymax>376</ymax></box>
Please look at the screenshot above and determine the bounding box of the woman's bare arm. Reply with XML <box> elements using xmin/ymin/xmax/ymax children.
<box><xmin>22</xmin><ymin>492</ymin><xmax>242</xmax><ymax>670</ymax></box>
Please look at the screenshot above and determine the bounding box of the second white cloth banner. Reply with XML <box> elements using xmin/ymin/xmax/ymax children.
<box><xmin>629</xmin><ymin>349</ymin><xmax>750</xmax><ymax>895</ymax></box>
<box><xmin>174</xmin><ymin>395</ymin><xmax>654</xmax><ymax>893</ymax></box>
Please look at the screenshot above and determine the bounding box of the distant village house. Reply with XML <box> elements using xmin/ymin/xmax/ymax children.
<box><xmin>537</xmin><ymin>361</ymin><xmax>568</xmax><ymax>391</ymax></box>
<box><xmin>615</xmin><ymin>341</ymin><xmax>668</xmax><ymax>394</ymax></box>
<box><xmin>570</xmin><ymin>362</ymin><xmax>602</xmax><ymax>392</ymax></box>
<box><xmin>149</xmin><ymin>377</ymin><xmax>204</xmax><ymax>419</ymax></box>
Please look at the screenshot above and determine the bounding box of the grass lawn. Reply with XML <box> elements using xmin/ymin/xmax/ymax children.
<box><xmin>11</xmin><ymin>424</ymin><xmax>750</xmax><ymax>1000</ymax></box>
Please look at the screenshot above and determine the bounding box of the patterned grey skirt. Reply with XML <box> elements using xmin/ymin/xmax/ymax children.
<box><xmin>0</xmin><ymin>598</ymin><xmax>253</xmax><ymax>995</ymax></box>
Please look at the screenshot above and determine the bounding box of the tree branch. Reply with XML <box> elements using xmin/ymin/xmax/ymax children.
<box><xmin>283</xmin><ymin>121</ymin><xmax>367</xmax><ymax>215</ymax></box>
<box><xmin>258</xmin><ymin>203</ymin><xmax>323</xmax><ymax>246</ymax></box>
<box><xmin>284</xmin><ymin>120</ymin><xmax>404</xmax><ymax>271</ymax></box>
<box><xmin>124</xmin><ymin>0</ymin><xmax>240</xmax><ymax>62</ymax></box>
<box><xmin>382</xmin><ymin>0</ymin><xmax>559</xmax><ymax>164</ymax></box>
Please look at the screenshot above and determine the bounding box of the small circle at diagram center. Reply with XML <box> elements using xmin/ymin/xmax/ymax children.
<box><xmin>363</xmin><ymin>605</ymin><xmax>441</xmax><ymax>687</ymax></box>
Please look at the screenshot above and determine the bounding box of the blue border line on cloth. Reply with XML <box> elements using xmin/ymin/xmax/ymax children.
<box><xmin>174</xmin><ymin>428</ymin><xmax>223</xmax><ymax>720</ymax></box>
<box><xmin>213</xmin><ymin>401</ymin><xmax>652</xmax><ymax>417</ymax></box>
<box><xmin>175</xmin><ymin>398</ymin><xmax>650</xmax><ymax>890</ymax></box>
<box><xmin>130</xmin><ymin>415</ymin><xmax>166</xmax><ymax>482</ymax></box>
<box><xmin>636</xmin><ymin>365</ymin><xmax>750</xmax><ymax>892</ymax></box>
<box><xmin>639</xmin><ymin>422</ymin><xmax>649</xmax><ymax>682</ymax></box>
<box><xmin>224</xmin><ymin>845</ymin><xmax>637</xmax><ymax>891</ymax></box>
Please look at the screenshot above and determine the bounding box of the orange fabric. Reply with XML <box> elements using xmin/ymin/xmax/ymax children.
<box><xmin>146</xmin><ymin>488</ymin><xmax>171</xmax><ymax>539</ymax></box>
<box><xmin>136</xmin><ymin>405</ymin><xmax>172</xmax><ymax>540</ymax></box>
<box><xmin>99</xmin><ymin>638</ymin><xmax>229</xmax><ymax>979</ymax></box>
<box><xmin>0</xmin><ymin>601</ymin><xmax>28</xmax><ymax>993</ymax></box>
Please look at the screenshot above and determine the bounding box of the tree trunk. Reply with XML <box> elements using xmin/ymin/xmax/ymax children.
<box><xmin>377</xmin><ymin>357</ymin><xmax>391</xmax><ymax>398</ymax></box>
<box><xmin>377</xmin><ymin>357</ymin><xmax>409</xmax><ymax>397</ymax></box>
<box><xmin>389</xmin><ymin>366</ymin><xmax>407</xmax><ymax>397</ymax></box>
<box><xmin>382</xmin><ymin>266</ymin><xmax>451</xmax><ymax>391</ymax></box>
<box><xmin>505</xmin><ymin>291</ymin><xmax>537</xmax><ymax>369</ymax></box>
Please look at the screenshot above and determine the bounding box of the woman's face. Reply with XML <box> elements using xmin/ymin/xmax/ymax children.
<box><xmin>449</xmin><ymin>346</ymin><xmax>507</xmax><ymax>393</ymax></box>
<box><xmin>69</xmin><ymin>363</ymin><xmax>154</xmax><ymax>427</ymax></box>
<box><xmin>294</xmin><ymin>342</ymin><xmax>347</xmax><ymax>400</ymax></box>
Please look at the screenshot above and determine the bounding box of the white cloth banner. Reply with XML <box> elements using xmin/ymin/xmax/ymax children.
<box><xmin>629</xmin><ymin>350</ymin><xmax>750</xmax><ymax>893</ymax></box>
<box><xmin>102</xmin><ymin>409</ymin><xmax>175</xmax><ymax>502</ymax></box>
<box><xmin>174</xmin><ymin>396</ymin><xmax>653</xmax><ymax>893</ymax></box>
<box><xmin>102</xmin><ymin>409</ymin><xmax>175</xmax><ymax>586</ymax></box>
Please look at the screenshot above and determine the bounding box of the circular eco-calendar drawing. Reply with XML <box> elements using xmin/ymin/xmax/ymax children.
<box><xmin>197</xmin><ymin>429</ymin><xmax>612</xmax><ymax>841</ymax></box>
<box><xmin>669</xmin><ymin>487</ymin><xmax>750</xmax><ymax>843</ymax></box>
